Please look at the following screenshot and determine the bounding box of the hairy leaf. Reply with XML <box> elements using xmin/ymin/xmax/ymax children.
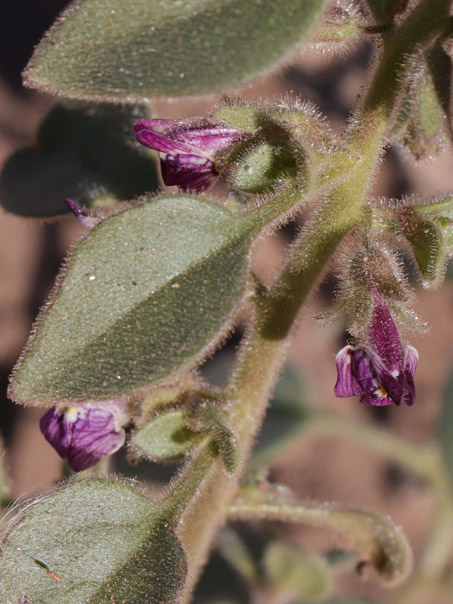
<box><xmin>0</xmin><ymin>102</ymin><xmax>158</xmax><ymax>218</ymax></box>
<box><xmin>10</xmin><ymin>195</ymin><xmax>255</xmax><ymax>404</ymax></box>
<box><xmin>0</xmin><ymin>479</ymin><xmax>186</xmax><ymax>603</ymax></box>
<box><xmin>24</xmin><ymin>0</ymin><xmax>327</xmax><ymax>102</ymax></box>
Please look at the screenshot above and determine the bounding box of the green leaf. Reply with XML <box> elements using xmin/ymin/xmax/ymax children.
<box><xmin>0</xmin><ymin>102</ymin><xmax>158</xmax><ymax>218</ymax></box>
<box><xmin>264</xmin><ymin>541</ymin><xmax>332</xmax><ymax>601</ymax></box>
<box><xmin>217</xmin><ymin>528</ymin><xmax>259</xmax><ymax>582</ymax></box>
<box><xmin>24</xmin><ymin>0</ymin><xmax>327</xmax><ymax>102</ymax></box>
<box><xmin>132</xmin><ymin>409</ymin><xmax>207</xmax><ymax>461</ymax></box>
<box><xmin>439</xmin><ymin>370</ymin><xmax>453</xmax><ymax>480</ymax></box>
<box><xmin>10</xmin><ymin>195</ymin><xmax>255</xmax><ymax>404</ymax></box>
<box><xmin>0</xmin><ymin>478</ymin><xmax>187</xmax><ymax>603</ymax></box>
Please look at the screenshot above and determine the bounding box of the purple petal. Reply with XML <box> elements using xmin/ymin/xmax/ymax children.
<box><xmin>40</xmin><ymin>408</ymin><xmax>71</xmax><ymax>458</ymax></box>
<box><xmin>66</xmin><ymin>408</ymin><xmax>125</xmax><ymax>472</ymax></box>
<box><xmin>334</xmin><ymin>346</ymin><xmax>363</xmax><ymax>397</ymax></box>
<box><xmin>369</xmin><ymin>294</ymin><xmax>403</xmax><ymax>372</ymax></box>
<box><xmin>404</xmin><ymin>345</ymin><xmax>419</xmax><ymax>378</ymax></box>
<box><xmin>65</xmin><ymin>199</ymin><xmax>102</xmax><ymax>228</ymax></box>
<box><xmin>354</xmin><ymin>347</ymin><xmax>405</xmax><ymax>405</ymax></box>
<box><xmin>360</xmin><ymin>392</ymin><xmax>394</xmax><ymax>406</ymax></box>
<box><xmin>172</xmin><ymin>126</ymin><xmax>243</xmax><ymax>154</ymax></box>
<box><xmin>136</xmin><ymin>129</ymin><xmax>196</xmax><ymax>155</ymax></box>
<box><xmin>379</xmin><ymin>371</ymin><xmax>404</xmax><ymax>406</ymax></box>
<box><xmin>161</xmin><ymin>154</ymin><xmax>218</xmax><ymax>192</ymax></box>
<box><xmin>350</xmin><ymin>348</ymin><xmax>379</xmax><ymax>394</ymax></box>
<box><xmin>402</xmin><ymin>345</ymin><xmax>418</xmax><ymax>406</ymax></box>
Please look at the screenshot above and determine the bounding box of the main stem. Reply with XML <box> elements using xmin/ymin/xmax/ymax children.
<box><xmin>174</xmin><ymin>0</ymin><xmax>451</xmax><ymax>599</ymax></box>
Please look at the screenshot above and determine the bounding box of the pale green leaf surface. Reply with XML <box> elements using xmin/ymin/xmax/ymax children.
<box><xmin>10</xmin><ymin>195</ymin><xmax>253</xmax><ymax>404</ymax></box>
<box><xmin>0</xmin><ymin>102</ymin><xmax>158</xmax><ymax>218</ymax></box>
<box><xmin>25</xmin><ymin>0</ymin><xmax>327</xmax><ymax>102</ymax></box>
<box><xmin>439</xmin><ymin>370</ymin><xmax>453</xmax><ymax>480</ymax></box>
<box><xmin>133</xmin><ymin>409</ymin><xmax>206</xmax><ymax>461</ymax></box>
<box><xmin>264</xmin><ymin>541</ymin><xmax>332</xmax><ymax>601</ymax></box>
<box><xmin>0</xmin><ymin>479</ymin><xmax>186</xmax><ymax>604</ymax></box>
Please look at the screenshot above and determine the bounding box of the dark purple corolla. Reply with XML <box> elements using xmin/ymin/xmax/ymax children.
<box><xmin>40</xmin><ymin>400</ymin><xmax>128</xmax><ymax>471</ymax></box>
<box><xmin>134</xmin><ymin>118</ymin><xmax>245</xmax><ymax>192</ymax></box>
<box><xmin>334</xmin><ymin>294</ymin><xmax>418</xmax><ymax>406</ymax></box>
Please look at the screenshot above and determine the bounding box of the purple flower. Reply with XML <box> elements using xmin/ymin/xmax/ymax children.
<box><xmin>40</xmin><ymin>401</ymin><xmax>128</xmax><ymax>471</ymax></box>
<box><xmin>134</xmin><ymin>118</ymin><xmax>244</xmax><ymax>193</ymax></box>
<box><xmin>334</xmin><ymin>295</ymin><xmax>418</xmax><ymax>406</ymax></box>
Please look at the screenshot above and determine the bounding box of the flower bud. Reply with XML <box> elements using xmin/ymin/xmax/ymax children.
<box><xmin>232</xmin><ymin>141</ymin><xmax>302</xmax><ymax>194</ymax></box>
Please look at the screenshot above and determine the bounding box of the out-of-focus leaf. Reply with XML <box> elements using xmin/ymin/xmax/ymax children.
<box><xmin>0</xmin><ymin>435</ymin><xmax>9</xmax><ymax>507</ymax></box>
<box><xmin>217</xmin><ymin>528</ymin><xmax>259</xmax><ymax>582</ymax></box>
<box><xmin>24</xmin><ymin>0</ymin><xmax>327</xmax><ymax>102</ymax></box>
<box><xmin>0</xmin><ymin>478</ymin><xmax>187</xmax><ymax>603</ymax></box>
<box><xmin>248</xmin><ymin>366</ymin><xmax>312</xmax><ymax>470</ymax></box>
<box><xmin>365</xmin><ymin>0</ymin><xmax>410</xmax><ymax>22</ymax></box>
<box><xmin>132</xmin><ymin>409</ymin><xmax>206</xmax><ymax>461</ymax></box>
<box><xmin>10</xmin><ymin>195</ymin><xmax>256</xmax><ymax>404</ymax></box>
<box><xmin>439</xmin><ymin>370</ymin><xmax>453</xmax><ymax>480</ymax></box>
<box><xmin>305</xmin><ymin>0</ymin><xmax>365</xmax><ymax>56</ymax></box>
<box><xmin>322</xmin><ymin>600</ymin><xmax>381</xmax><ymax>604</ymax></box>
<box><xmin>230</xmin><ymin>489</ymin><xmax>412</xmax><ymax>585</ymax></box>
<box><xmin>0</xmin><ymin>102</ymin><xmax>158</xmax><ymax>217</ymax></box>
<box><xmin>264</xmin><ymin>541</ymin><xmax>332</xmax><ymax>601</ymax></box>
